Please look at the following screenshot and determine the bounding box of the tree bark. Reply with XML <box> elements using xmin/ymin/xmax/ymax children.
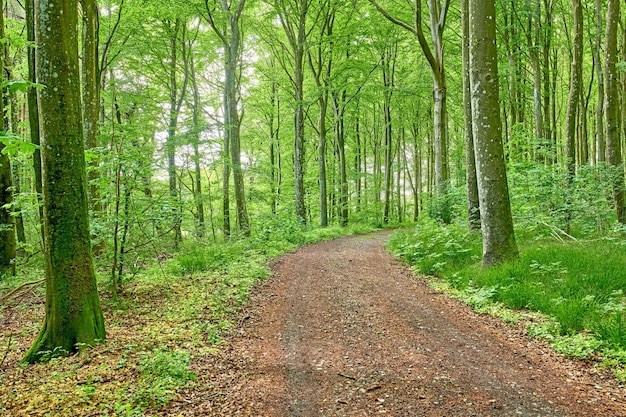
<box><xmin>24</xmin><ymin>0</ymin><xmax>105</xmax><ymax>362</ymax></box>
<box><xmin>80</xmin><ymin>0</ymin><xmax>101</xmax><ymax>214</ymax></box>
<box><xmin>381</xmin><ymin>45</ymin><xmax>395</xmax><ymax>223</ymax></box>
<box><xmin>604</xmin><ymin>0</ymin><xmax>626</xmax><ymax>224</ymax></box>
<box><xmin>0</xmin><ymin>0</ymin><xmax>16</xmax><ymax>277</ymax></box>
<box><xmin>190</xmin><ymin>53</ymin><xmax>205</xmax><ymax>238</ymax></box>
<box><xmin>25</xmin><ymin>0</ymin><xmax>43</xmax><ymax>224</ymax></box>
<box><xmin>565</xmin><ymin>0</ymin><xmax>582</xmax><ymax>180</ymax></box>
<box><xmin>469</xmin><ymin>0</ymin><xmax>518</xmax><ymax>268</ymax></box>
<box><xmin>461</xmin><ymin>0</ymin><xmax>480</xmax><ymax>232</ymax></box>
<box><xmin>293</xmin><ymin>0</ymin><xmax>308</xmax><ymax>224</ymax></box>
<box><xmin>166</xmin><ymin>18</ymin><xmax>184</xmax><ymax>246</ymax></box>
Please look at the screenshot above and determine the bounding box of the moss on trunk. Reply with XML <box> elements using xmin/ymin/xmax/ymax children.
<box><xmin>23</xmin><ymin>0</ymin><xmax>105</xmax><ymax>363</ymax></box>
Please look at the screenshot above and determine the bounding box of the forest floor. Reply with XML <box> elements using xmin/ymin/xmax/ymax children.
<box><xmin>159</xmin><ymin>231</ymin><xmax>626</xmax><ymax>417</ymax></box>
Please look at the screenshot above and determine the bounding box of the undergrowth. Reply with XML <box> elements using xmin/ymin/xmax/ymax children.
<box><xmin>389</xmin><ymin>218</ymin><xmax>626</xmax><ymax>381</ymax></box>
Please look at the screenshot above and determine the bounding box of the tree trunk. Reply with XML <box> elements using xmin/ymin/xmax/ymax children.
<box><xmin>604</xmin><ymin>0</ymin><xmax>626</xmax><ymax>224</ymax></box>
<box><xmin>80</xmin><ymin>0</ymin><xmax>101</xmax><ymax>214</ymax></box>
<box><xmin>565</xmin><ymin>0</ymin><xmax>582</xmax><ymax>180</ymax></box>
<box><xmin>382</xmin><ymin>46</ymin><xmax>395</xmax><ymax>223</ymax></box>
<box><xmin>0</xmin><ymin>0</ymin><xmax>15</xmax><ymax>277</ymax></box>
<box><xmin>542</xmin><ymin>0</ymin><xmax>554</xmax><ymax>163</ymax></box>
<box><xmin>318</xmin><ymin>92</ymin><xmax>328</xmax><ymax>227</ymax></box>
<box><xmin>293</xmin><ymin>0</ymin><xmax>308</xmax><ymax>224</ymax></box>
<box><xmin>190</xmin><ymin>53</ymin><xmax>205</xmax><ymax>238</ymax></box>
<box><xmin>224</xmin><ymin>2</ymin><xmax>250</xmax><ymax>236</ymax></box>
<box><xmin>595</xmin><ymin>0</ymin><xmax>605</xmax><ymax>164</ymax></box>
<box><xmin>166</xmin><ymin>19</ymin><xmax>183</xmax><ymax>246</ymax></box>
<box><xmin>26</xmin><ymin>0</ymin><xmax>43</xmax><ymax>229</ymax></box>
<box><xmin>469</xmin><ymin>0</ymin><xmax>518</xmax><ymax>268</ymax></box>
<box><xmin>24</xmin><ymin>0</ymin><xmax>105</xmax><ymax>362</ymax></box>
<box><xmin>461</xmin><ymin>0</ymin><xmax>480</xmax><ymax>232</ymax></box>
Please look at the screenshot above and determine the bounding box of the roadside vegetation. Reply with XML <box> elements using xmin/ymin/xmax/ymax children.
<box><xmin>389</xmin><ymin>165</ymin><xmax>626</xmax><ymax>382</ymax></box>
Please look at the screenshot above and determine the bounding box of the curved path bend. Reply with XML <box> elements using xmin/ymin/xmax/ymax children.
<box><xmin>164</xmin><ymin>232</ymin><xmax>626</xmax><ymax>416</ymax></box>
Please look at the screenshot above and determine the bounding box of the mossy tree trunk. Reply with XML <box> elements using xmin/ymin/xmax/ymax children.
<box><xmin>0</xmin><ymin>0</ymin><xmax>16</xmax><ymax>278</ymax></box>
<box><xmin>24</xmin><ymin>0</ymin><xmax>105</xmax><ymax>363</ymax></box>
<box><xmin>469</xmin><ymin>0</ymin><xmax>519</xmax><ymax>268</ymax></box>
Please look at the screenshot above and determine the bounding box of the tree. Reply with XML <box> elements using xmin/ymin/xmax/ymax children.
<box><xmin>24</xmin><ymin>0</ymin><xmax>105</xmax><ymax>362</ymax></box>
<box><xmin>565</xmin><ymin>0</ymin><xmax>583</xmax><ymax>180</ymax></box>
<box><xmin>0</xmin><ymin>0</ymin><xmax>16</xmax><ymax>278</ymax></box>
<box><xmin>604</xmin><ymin>0</ymin><xmax>625</xmax><ymax>224</ymax></box>
<box><xmin>369</xmin><ymin>0</ymin><xmax>452</xmax><ymax>223</ymax></box>
<box><xmin>270</xmin><ymin>0</ymin><xmax>309</xmax><ymax>224</ymax></box>
<box><xmin>81</xmin><ymin>0</ymin><xmax>102</xmax><ymax>214</ymax></box>
<box><xmin>461</xmin><ymin>0</ymin><xmax>479</xmax><ymax>232</ymax></box>
<box><xmin>204</xmin><ymin>0</ymin><xmax>250</xmax><ymax>237</ymax></box>
<box><xmin>469</xmin><ymin>0</ymin><xmax>518</xmax><ymax>267</ymax></box>
<box><xmin>165</xmin><ymin>18</ymin><xmax>188</xmax><ymax>246</ymax></box>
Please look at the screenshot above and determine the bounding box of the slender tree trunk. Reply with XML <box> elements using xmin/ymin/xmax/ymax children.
<box><xmin>167</xmin><ymin>19</ymin><xmax>183</xmax><ymax>246</ymax></box>
<box><xmin>565</xmin><ymin>0</ymin><xmax>582</xmax><ymax>180</ymax></box>
<box><xmin>542</xmin><ymin>0</ymin><xmax>554</xmax><ymax>163</ymax></box>
<box><xmin>355</xmin><ymin>101</ymin><xmax>362</xmax><ymax>212</ymax></box>
<box><xmin>225</xmin><ymin>2</ymin><xmax>250</xmax><ymax>236</ymax></box>
<box><xmin>190</xmin><ymin>53</ymin><xmax>205</xmax><ymax>238</ymax></box>
<box><xmin>594</xmin><ymin>0</ymin><xmax>604</xmax><ymax>164</ymax></box>
<box><xmin>24</xmin><ymin>0</ymin><xmax>105</xmax><ymax>362</ymax></box>
<box><xmin>80</xmin><ymin>0</ymin><xmax>101</xmax><ymax>213</ymax></box>
<box><xmin>269</xmin><ymin>79</ymin><xmax>281</xmax><ymax>214</ymax></box>
<box><xmin>293</xmin><ymin>0</ymin><xmax>308</xmax><ymax>224</ymax></box>
<box><xmin>469</xmin><ymin>0</ymin><xmax>518</xmax><ymax>268</ymax></box>
<box><xmin>462</xmin><ymin>0</ymin><xmax>480</xmax><ymax>232</ymax></box>
<box><xmin>0</xmin><ymin>0</ymin><xmax>15</xmax><ymax>277</ymax></box>
<box><xmin>318</xmin><ymin>92</ymin><xmax>328</xmax><ymax>227</ymax></box>
<box><xmin>26</xmin><ymin>0</ymin><xmax>43</xmax><ymax>234</ymax></box>
<box><xmin>382</xmin><ymin>46</ymin><xmax>395</xmax><ymax>223</ymax></box>
<box><xmin>604</xmin><ymin>0</ymin><xmax>626</xmax><ymax>224</ymax></box>
<box><xmin>528</xmin><ymin>0</ymin><xmax>544</xmax><ymax>146</ymax></box>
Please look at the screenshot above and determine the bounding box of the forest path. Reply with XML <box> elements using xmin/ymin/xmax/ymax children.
<box><xmin>163</xmin><ymin>231</ymin><xmax>626</xmax><ymax>416</ymax></box>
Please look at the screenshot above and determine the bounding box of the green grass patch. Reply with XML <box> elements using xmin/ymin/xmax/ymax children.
<box><xmin>389</xmin><ymin>220</ymin><xmax>626</xmax><ymax>380</ymax></box>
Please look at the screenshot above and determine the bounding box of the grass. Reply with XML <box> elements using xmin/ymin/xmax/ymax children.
<box><xmin>0</xmin><ymin>218</ymin><xmax>381</xmax><ymax>416</ymax></box>
<box><xmin>389</xmin><ymin>219</ymin><xmax>626</xmax><ymax>380</ymax></box>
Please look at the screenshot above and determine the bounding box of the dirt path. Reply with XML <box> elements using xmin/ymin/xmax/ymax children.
<box><xmin>163</xmin><ymin>232</ymin><xmax>626</xmax><ymax>416</ymax></box>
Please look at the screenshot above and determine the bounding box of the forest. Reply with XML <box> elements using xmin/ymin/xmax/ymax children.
<box><xmin>0</xmin><ymin>0</ymin><xmax>626</xmax><ymax>415</ymax></box>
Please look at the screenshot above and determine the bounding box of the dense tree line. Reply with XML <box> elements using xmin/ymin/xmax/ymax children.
<box><xmin>0</xmin><ymin>0</ymin><xmax>625</xmax><ymax>359</ymax></box>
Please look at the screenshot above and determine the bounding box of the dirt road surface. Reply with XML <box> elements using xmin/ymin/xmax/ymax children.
<box><xmin>163</xmin><ymin>232</ymin><xmax>626</xmax><ymax>416</ymax></box>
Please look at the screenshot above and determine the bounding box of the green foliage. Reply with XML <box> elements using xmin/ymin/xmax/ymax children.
<box><xmin>132</xmin><ymin>348</ymin><xmax>195</xmax><ymax>409</ymax></box>
<box><xmin>388</xmin><ymin>217</ymin><xmax>481</xmax><ymax>276</ymax></box>
<box><xmin>508</xmin><ymin>162</ymin><xmax>616</xmax><ymax>237</ymax></box>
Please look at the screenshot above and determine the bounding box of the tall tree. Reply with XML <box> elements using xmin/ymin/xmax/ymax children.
<box><xmin>381</xmin><ymin>42</ymin><xmax>397</xmax><ymax>223</ymax></box>
<box><xmin>81</xmin><ymin>0</ymin><xmax>102</xmax><ymax>214</ymax></box>
<box><xmin>165</xmin><ymin>18</ymin><xmax>189</xmax><ymax>246</ymax></box>
<box><xmin>24</xmin><ymin>0</ymin><xmax>105</xmax><ymax>362</ymax></box>
<box><xmin>370</xmin><ymin>0</ymin><xmax>451</xmax><ymax>223</ymax></box>
<box><xmin>0</xmin><ymin>0</ymin><xmax>16</xmax><ymax>277</ymax></box>
<box><xmin>594</xmin><ymin>0</ymin><xmax>605</xmax><ymax>164</ymax></box>
<box><xmin>205</xmin><ymin>0</ymin><xmax>250</xmax><ymax>237</ymax></box>
<box><xmin>189</xmin><ymin>50</ymin><xmax>206</xmax><ymax>238</ymax></box>
<box><xmin>469</xmin><ymin>0</ymin><xmax>518</xmax><ymax>267</ymax></box>
<box><xmin>461</xmin><ymin>0</ymin><xmax>479</xmax><ymax>232</ymax></box>
<box><xmin>25</xmin><ymin>0</ymin><xmax>43</xmax><ymax>219</ymax></box>
<box><xmin>565</xmin><ymin>0</ymin><xmax>583</xmax><ymax>179</ymax></box>
<box><xmin>604</xmin><ymin>0</ymin><xmax>625</xmax><ymax>224</ymax></box>
<box><xmin>272</xmin><ymin>0</ymin><xmax>309</xmax><ymax>224</ymax></box>
<box><xmin>307</xmin><ymin>8</ymin><xmax>332</xmax><ymax>227</ymax></box>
